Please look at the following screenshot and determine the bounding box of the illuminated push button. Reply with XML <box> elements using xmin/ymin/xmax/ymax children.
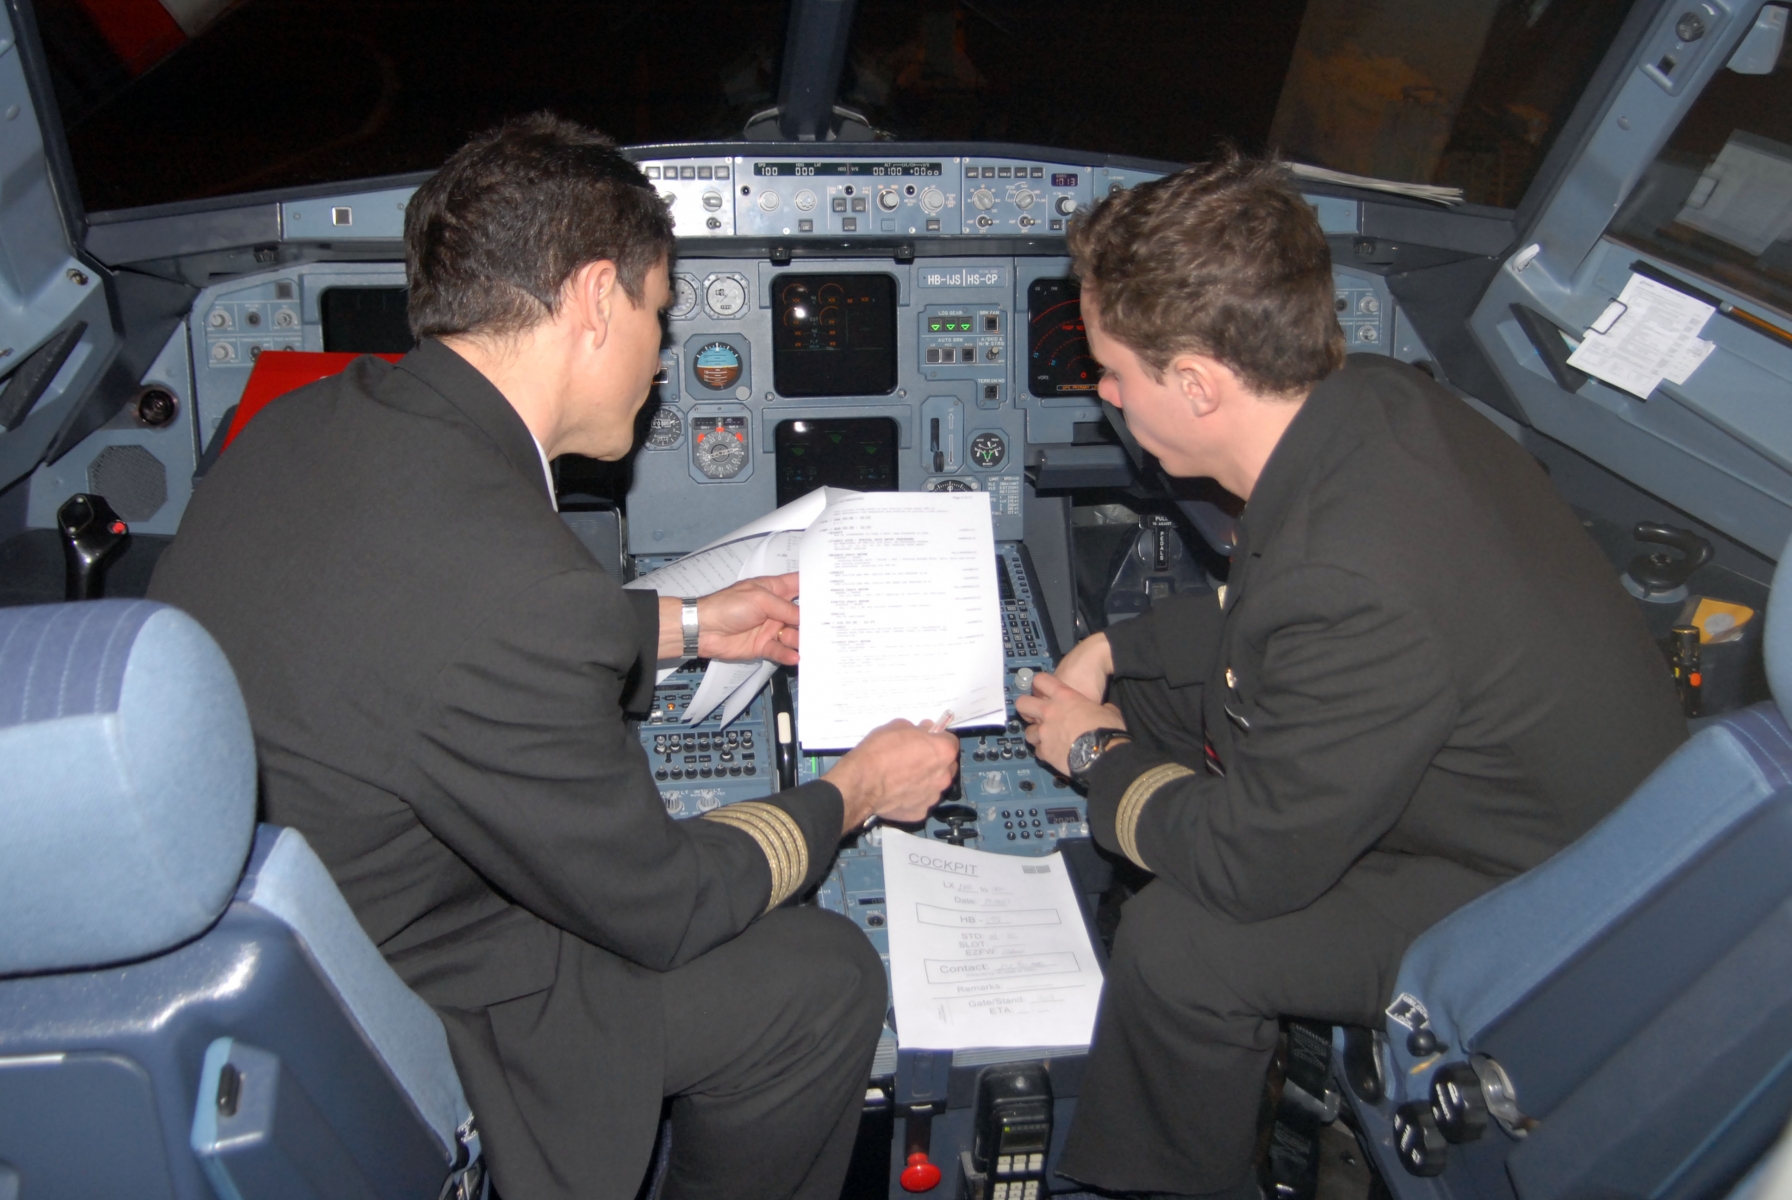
<box><xmin>921</xmin><ymin>186</ymin><xmax>945</xmax><ymax>213</ymax></box>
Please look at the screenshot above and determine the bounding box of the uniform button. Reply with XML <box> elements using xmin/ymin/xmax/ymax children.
<box><xmin>1007</xmin><ymin>833</ymin><xmax>1016</xmax><ymax>841</ymax></box>
<box><xmin>1000</xmin><ymin>810</ymin><xmax>1010</xmax><ymax>818</ymax></box>
<box><xmin>1020</xmin><ymin>831</ymin><xmax>1030</xmax><ymax>839</ymax></box>
<box><xmin>1004</xmin><ymin>821</ymin><xmax>1013</xmax><ymax>829</ymax></box>
<box><xmin>1019</xmin><ymin>780</ymin><xmax>1034</xmax><ymax>791</ymax></box>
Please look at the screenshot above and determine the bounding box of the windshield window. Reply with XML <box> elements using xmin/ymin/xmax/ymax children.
<box><xmin>1609</xmin><ymin>40</ymin><xmax>1792</xmax><ymax>320</ymax></box>
<box><xmin>845</xmin><ymin>0</ymin><xmax>1633</xmax><ymax>209</ymax></box>
<box><xmin>41</xmin><ymin>0</ymin><xmax>1636</xmax><ymax>214</ymax></box>
<box><xmin>36</xmin><ymin>0</ymin><xmax>788</xmax><ymax>213</ymax></box>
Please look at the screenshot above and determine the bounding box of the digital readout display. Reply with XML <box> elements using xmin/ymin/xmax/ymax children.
<box><xmin>754</xmin><ymin>162</ymin><xmax>944</xmax><ymax>177</ymax></box>
<box><xmin>1051</xmin><ymin>173</ymin><xmax>1079</xmax><ymax>187</ymax></box>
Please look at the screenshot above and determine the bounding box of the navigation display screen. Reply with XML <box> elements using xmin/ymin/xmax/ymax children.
<box><xmin>771</xmin><ymin>274</ymin><xmax>899</xmax><ymax>398</ymax></box>
<box><xmin>775</xmin><ymin>418</ymin><xmax>899</xmax><ymax>507</ymax></box>
<box><xmin>1028</xmin><ymin>278</ymin><xmax>1101</xmax><ymax>396</ymax></box>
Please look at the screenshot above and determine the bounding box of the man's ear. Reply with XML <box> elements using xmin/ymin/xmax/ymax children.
<box><xmin>1171</xmin><ymin>353</ymin><xmax>1223</xmax><ymax>418</ymax></box>
<box><xmin>566</xmin><ymin>259</ymin><xmax>621</xmax><ymax>345</ymax></box>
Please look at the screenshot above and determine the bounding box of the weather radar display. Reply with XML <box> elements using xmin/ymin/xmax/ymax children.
<box><xmin>1028</xmin><ymin>278</ymin><xmax>1100</xmax><ymax>396</ymax></box>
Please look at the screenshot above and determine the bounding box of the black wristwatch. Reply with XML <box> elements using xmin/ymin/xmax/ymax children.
<box><xmin>1067</xmin><ymin>727</ymin><xmax>1132</xmax><ymax>780</ymax></box>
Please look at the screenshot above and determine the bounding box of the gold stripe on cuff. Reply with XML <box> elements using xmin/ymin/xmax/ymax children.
<box><xmin>702</xmin><ymin>801</ymin><xmax>810</xmax><ymax>911</ymax></box>
<box><xmin>1114</xmin><ymin>763</ymin><xmax>1193</xmax><ymax>872</ymax></box>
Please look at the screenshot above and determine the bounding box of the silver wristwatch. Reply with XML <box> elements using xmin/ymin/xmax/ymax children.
<box><xmin>1067</xmin><ymin>727</ymin><xmax>1131</xmax><ymax>780</ymax></box>
<box><xmin>680</xmin><ymin>597</ymin><xmax>700</xmax><ymax>658</ymax></box>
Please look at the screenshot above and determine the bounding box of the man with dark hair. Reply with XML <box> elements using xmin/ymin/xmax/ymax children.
<box><xmin>1016</xmin><ymin>154</ymin><xmax>1686</xmax><ymax>1197</ymax></box>
<box><xmin>151</xmin><ymin>113</ymin><xmax>959</xmax><ymax>1200</ymax></box>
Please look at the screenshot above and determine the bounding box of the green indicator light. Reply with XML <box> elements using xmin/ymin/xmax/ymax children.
<box><xmin>930</xmin><ymin>322</ymin><xmax>942</xmax><ymax>332</ymax></box>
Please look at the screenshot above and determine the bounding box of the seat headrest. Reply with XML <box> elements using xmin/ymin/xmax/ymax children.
<box><xmin>0</xmin><ymin>600</ymin><xmax>257</xmax><ymax>975</ymax></box>
<box><xmin>1768</xmin><ymin>532</ymin><xmax>1792</xmax><ymax>711</ymax></box>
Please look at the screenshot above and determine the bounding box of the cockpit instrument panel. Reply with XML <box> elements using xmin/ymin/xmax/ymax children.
<box><xmin>774</xmin><ymin>417</ymin><xmax>900</xmax><ymax>506</ymax></box>
<box><xmin>771</xmin><ymin>274</ymin><xmax>899</xmax><ymax>398</ymax></box>
<box><xmin>1027</xmin><ymin>278</ymin><xmax>1100</xmax><ymax>397</ymax></box>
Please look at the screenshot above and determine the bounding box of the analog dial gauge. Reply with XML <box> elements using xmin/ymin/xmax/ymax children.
<box><xmin>669</xmin><ymin>275</ymin><xmax>699</xmax><ymax>320</ymax></box>
<box><xmin>704</xmin><ymin>274</ymin><xmax>749</xmax><ymax>318</ymax></box>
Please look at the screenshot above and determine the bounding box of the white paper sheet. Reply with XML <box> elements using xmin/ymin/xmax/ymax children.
<box><xmin>881</xmin><ymin>829</ymin><xmax>1103</xmax><ymax>1052</ymax></box>
<box><xmin>796</xmin><ymin>491</ymin><xmax>1006</xmax><ymax>749</ymax></box>
<box><xmin>625</xmin><ymin>493</ymin><xmax>838</xmax><ymax>706</ymax></box>
<box><xmin>1566</xmin><ymin>274</ymin><xmax>1717</xmax><ymax>399</ymax></box>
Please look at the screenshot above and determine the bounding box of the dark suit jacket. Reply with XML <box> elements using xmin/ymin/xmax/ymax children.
<box><xmin>150</xmin><ymin>341</ymin><xmax>846</xmax><ymax>1199</ymax></box>
<box><xmin>1084</xmin><ymin>356</ymin><xmax>1687</xmax><ymax>923</ymax></box>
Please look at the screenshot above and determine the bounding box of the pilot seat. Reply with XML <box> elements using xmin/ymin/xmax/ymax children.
<box><xmin>0</xmin><ymin>599</ymin><xmax>484</xmax><ymax>1200</ymax></box>
<box><xmin>1327</xmin><ymin>534</ymin><xmax>1792</xmax><ymax>1198</ymax></box>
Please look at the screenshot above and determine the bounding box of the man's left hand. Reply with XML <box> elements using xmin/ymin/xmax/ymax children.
<box><xmin>1015</xmin><ymin>672</ymin><xmax>1126</xmax><ymax>776</ymax></box>
<box><xmin>661</xmin><ymin>574</ymin><xmax>802</xmax><ymax>665</ymax></box>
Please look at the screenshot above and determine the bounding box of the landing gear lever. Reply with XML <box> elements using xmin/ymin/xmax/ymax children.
<box><xmin>58</xmin><ymin>493</ymin><xmax>128</xmax><ymax>600</ymax></box>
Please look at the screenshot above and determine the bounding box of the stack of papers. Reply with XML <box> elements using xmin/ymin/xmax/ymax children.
<box><xmin>881</xmin><ymin>829</ymin><xmax>1104</xmax><ymax>1052</ymax></box>
<box><xmin>626</xmin><ymin>487</ymin><xmax>1006</xmax><ymax>747</ymax></box>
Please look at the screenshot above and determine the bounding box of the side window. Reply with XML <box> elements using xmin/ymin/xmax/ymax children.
<box><xmin>1610</xmin><ymin>20</ymin><xmax>1792</xmax><ymax>317</ymax></box>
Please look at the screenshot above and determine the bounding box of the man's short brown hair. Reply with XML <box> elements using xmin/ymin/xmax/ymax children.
<box><xmin>1067</xmin><ymin>150</ymin><xmax>1344</xmax><ymax>396</ymax></box>
<box><xmin>405</xmin><ymin>113</ymin><xmax>675</xmax><ymax>341</ymax></box>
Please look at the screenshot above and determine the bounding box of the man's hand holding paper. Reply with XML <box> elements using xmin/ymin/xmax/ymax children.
<box><xmin>655</xmin><ymin>573</ymin><xmax>802</xmax><ymax>666</ymax></box>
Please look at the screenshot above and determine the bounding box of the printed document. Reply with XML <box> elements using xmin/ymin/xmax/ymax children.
<box><xmin>797</xmin><ymin>490</ymin><xmax>1005</xmax><ymax>749</ymax></box>
<box><xmin>626</xmin><ymin>487</ymin><xmax>1004</xmax><ymax>740</ymax></box>
<box><xmin>882</xmin><ymin>829</ymin><xmax>1104</xmax><ymax>1052</ymax></box>
<box><xmin>1567</xmin><ymin>273</ymin><xmax>1718</xmax><ymax>399</ymax></box>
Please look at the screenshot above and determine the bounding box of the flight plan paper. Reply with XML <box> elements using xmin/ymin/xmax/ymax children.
<box><xmin>796</xmin><ymin>490</ymin><xmax>1005</xmax><ymax>749</ymax></box>
<box><xmin>881</xmin><ymin>829</ymin><xmax>1104</xmax><ymax>1052</ymax></box>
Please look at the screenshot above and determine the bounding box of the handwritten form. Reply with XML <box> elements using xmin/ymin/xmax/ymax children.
<box><xmin>797</xmin><ymin>490</ymin><xmax>1006</xmax><ymax>749</ymax></box>
<box><xmin>1566</xmin><ymin>273</ymin><xmax>1718</xmax><ymax>399</ymax></box>
<box><xmin>881</xmin><ymin>829</ymin><xmax>1103</xmax><ymax>1052</ymax></box>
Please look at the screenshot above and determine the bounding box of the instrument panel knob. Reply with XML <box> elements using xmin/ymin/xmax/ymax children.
<box><xmin>1055</xmin><ymin>195</ymin><xmax>1078</xmax><ymax>216</ymax></box>
<box><xmin>971</xmin><ymin>188</ymin><xmax>996</xmax><ymax>210</ymax></box>
<box><xmin>921</xmin><ymin>187</ymin><xmax>945</xmax><ymax>214</ymax></box>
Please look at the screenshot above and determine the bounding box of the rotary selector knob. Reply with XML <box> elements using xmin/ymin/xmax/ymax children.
<box><xmin>878</xmin><ymin>189</ymin><xmax>900</xmax><ymax>211</ymax></box>
<box><xmin>920</xmin><ymin>187</ymin><xmax>945</xmax><ymax>214</ymax></box>
<box><xmin>1359</xmin><ymin>295</ymin><xmax>1380</xmax><ymax>315</ymax></box>
<box><xmin>1055</xmin><ymin>196</ymin><xmax>1078</xmax><ymax>216</ymax></box>
<box><xmin>1358</xmin><ymin>324</ymin><xmax>1380</xmax><ymax>343</ymax></box>
<box><xmin>757</xmin><ymin>189</ymin><xmax>780</xmax><ymax>213</ymax></box>
<box><xmin>702</xmin><ymin>190</ymin><xmax>723</xmax><ymax>211</ymax></box>
<box><xmin>971</xmin><ymin>188</ymin><xmax>996</xmax><ymax>210</ymax></box>
<box><xmin>1013</xmin><ymin>188</ymin><xmax>1036</xmax><ymax>210</ymax></box>
<box><xmin>795</xmin><ymin>189</ymin><xmax>817</xmax><ymax>212</ymax></box>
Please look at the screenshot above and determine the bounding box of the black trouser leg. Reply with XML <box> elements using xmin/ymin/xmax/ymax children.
<box><xmin>1058</xmin><ymin>852</ymin><xmax>1496</xmax><ymax>1194</ymax></box>
<box><xmin>658</xmin><ymin>906</ymin><xmax>886</xmax><ymax>1200</ymax></box>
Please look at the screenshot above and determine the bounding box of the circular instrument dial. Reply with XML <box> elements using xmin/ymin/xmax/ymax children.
<box><xmin>926</xmin><ymin>477</ymin><xmax>977</xmax><ymax>492</ymax></box>
<box><xmin>969</xmin><ymin>431</ymin><xmax>1007</xmax><ymax>469</ymax></box>
<box><xmin>646</xmin><ymin>406</ymin><xmax>683</xmax><ymax>449</ymax></box>
<box><xmin>693</xmin><ymin>425</ymin><xmax>747</xmax><ymax>479</ymax></box>
<box><xmin>704</xmin><ymin>275</ymin><xmax>748</xmax><ymax>319</ymax></box>
<box><xmin>669</xmin><ymin>275</ymin><xmax>699</xmax><ymax>320</ymax></box>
